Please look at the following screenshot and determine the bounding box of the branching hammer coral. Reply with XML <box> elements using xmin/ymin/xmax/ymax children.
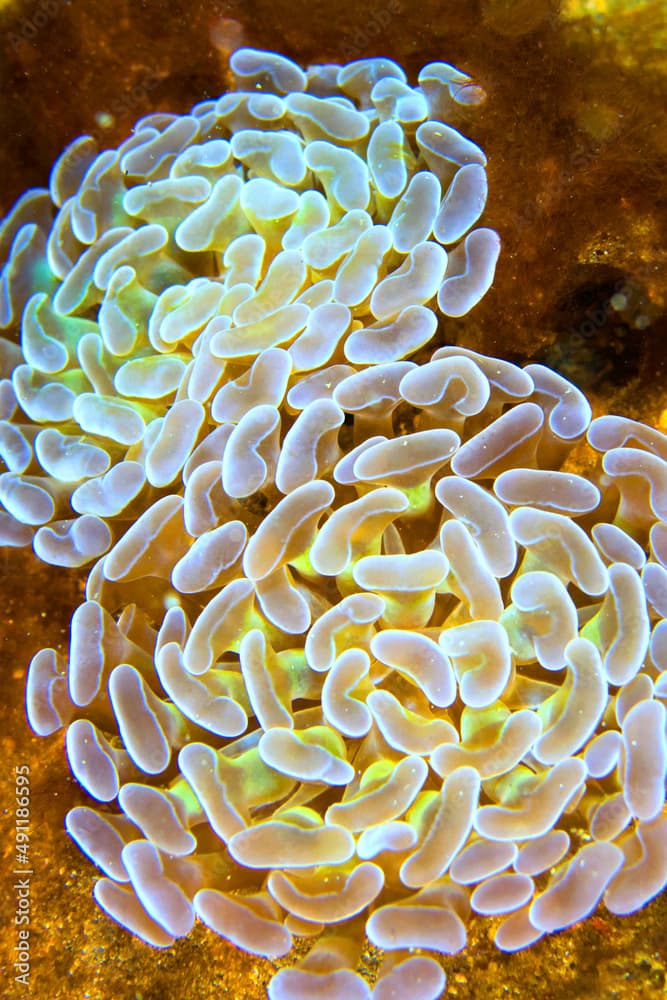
<box><xmin>2</xmin><ymin>47</ymin><xmax>666</xmax><ymax>1000</ymax></box>
<box><xmin>0</xmin><ymin>47</ymin><xmax>497</xmax><ymax>567</ymax></box>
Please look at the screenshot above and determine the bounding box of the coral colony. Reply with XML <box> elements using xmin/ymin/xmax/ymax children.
<box><xmin>1</xmin><ymin>47</ymin><xmax>666</xmax><ymax>999</ymax></box>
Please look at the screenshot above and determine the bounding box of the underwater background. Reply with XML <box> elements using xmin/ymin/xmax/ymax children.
<box><xmin>0</xmin><ymin>0</ymin><xmax>665</xmax><ymax>997</ymax></box>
